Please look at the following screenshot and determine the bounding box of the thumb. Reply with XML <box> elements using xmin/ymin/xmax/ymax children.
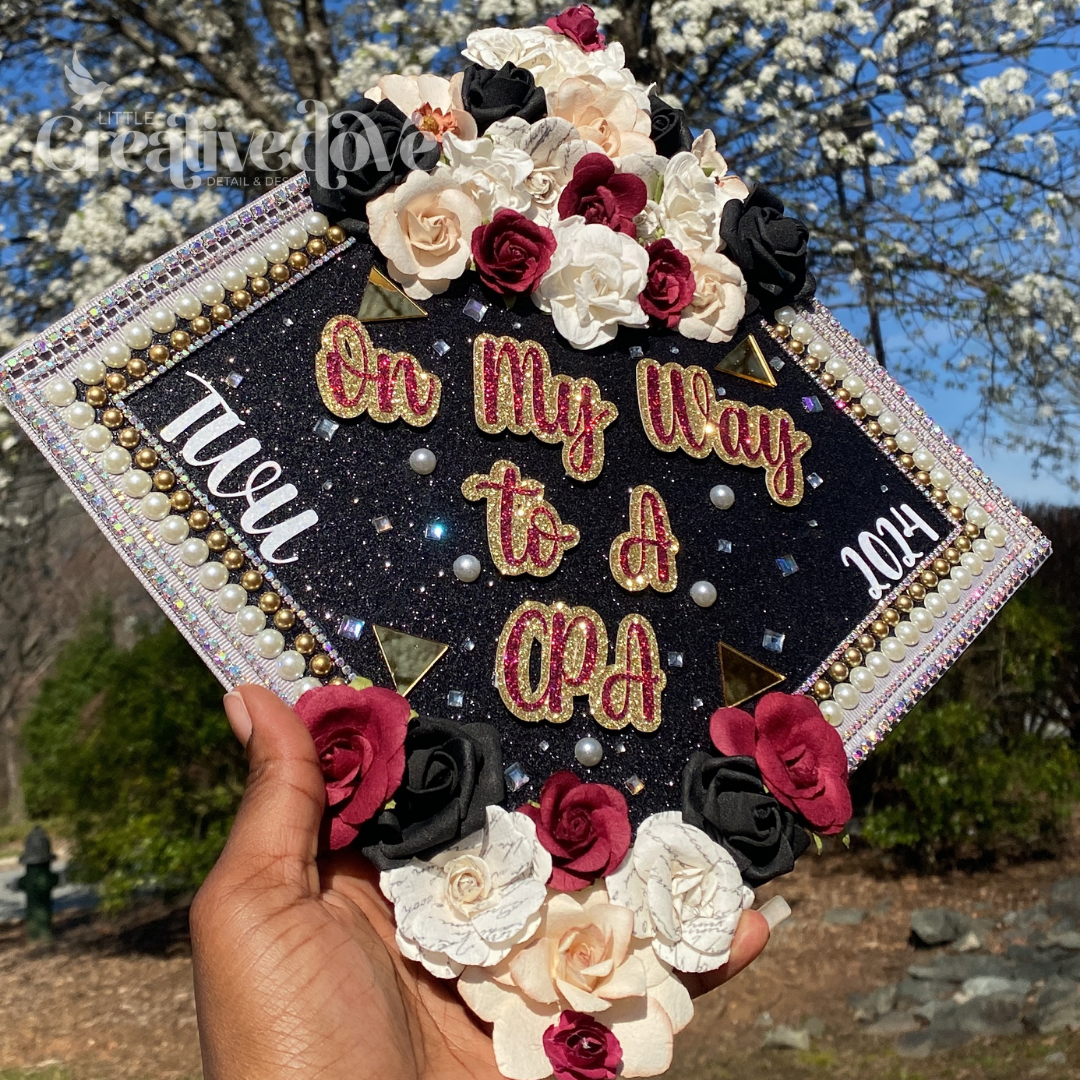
<box><xmin>217</xmin><ymin>684</ymin><xmax>325</xmax><ymax>897</ymax></box>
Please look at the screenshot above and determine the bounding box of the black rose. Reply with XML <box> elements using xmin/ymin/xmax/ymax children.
<box><xmin>304</xmin><ymin>98</ymin><xmax>441</xmax><ymax>236</ymax></box>
<box><xmin>719</xmin><ymin>183</ymin><xmax>816</xmax><ymax>315</ymax></box>
<box><xmin>682</xmin><ymin>751</ymin><xmax>810</xmax><ymax>886</ymax></box>
<box><xmin>648</xmin><ymin>92</ymin><xmax>692</xmax><ymax>157</ymax></box>
<box><xmin>460</xmin><ymin>62</ymin><xmax>546</xmax><ymax>135</ymax></box>
<box><xmin>360</xmin><ymin>715</ymin><xmax>504</xmax><ymax>869</ymax></box>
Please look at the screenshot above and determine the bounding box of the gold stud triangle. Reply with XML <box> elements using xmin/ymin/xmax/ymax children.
<box><xmin>373</xmin><ymin>624</ymin><xmax>448</xmax><ymax>696</ymax></box>
<box><xmin>714</xmin><ymin>333</ymin><xmax>776</xmax><ymax>388</ymax></box>
<box><xmin>718</xmin><ymin>640</ymin><xmax>785</xmax><ymax>708</ymax></box>
<box><xmin>358</xmin><ymin>267</ymin><xmax>428</xmax><ymax>322</ymax></box>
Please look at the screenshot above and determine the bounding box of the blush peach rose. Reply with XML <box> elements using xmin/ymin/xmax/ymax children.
<box><xmin>547</xmin><ymin>76</ymin><xmax>654</xmax><ymax>160</ymax></box>
<box><xmin>365</xmin><ymin>72</ymin><xmax>477</xmax><ymax>142</ymax></box>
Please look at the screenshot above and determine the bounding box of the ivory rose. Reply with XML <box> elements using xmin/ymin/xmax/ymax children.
<box><xmin>365</xmin><ymin>72</ymin><xmax>477</xmax><ymax>142</ymax></box>
<box><xmin>440</xmin><ymin>132</ymin><xmax>535</xmax><ymax>219</ymax></box>
<box><xmin>677</xmin><ymin>247</ymin><xmax>747</xmax><ymax>344</ymax></box>
<box><xmin>548</xmin><ymin>76</ymin><xmax>655</xmax><ymax>159</ymax></box>
<box><xmin>458</xmin><ymin>885</ymin><xmax>693</xmax><ymax>1080</ymax></box>
<box><xmin>657</xmin><ymin>151</ymin><xmax>733</xmax><ymax>254</ymax></box>
<box><xmin>367</xmin><ymin>170</ymin><xmax>482</xmax><ymax>299</ymax></box>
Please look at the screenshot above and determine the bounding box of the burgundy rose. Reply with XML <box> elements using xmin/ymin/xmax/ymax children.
<box><xmin>519</xmin><ymin>771</ymin><xmax>631</xmax><ymax>891</ymax></box>
<box><xmin>710</xmin><ymin>692</ymin><xmax>852</xmax><ymax>835</ymax></box>
<box><xmin>543</xmin><ymin>1011</ymin><xmax>621</xmax><ymax>1080</ymax></box>
<box><xmin>295</xmin><ymin>684</ymin><xmax>410</xmax><ymax>849</ymax></box>
<box><xmin>545</xmin><ymin>5</ymin><xmax>605</xmax><ymax>52</ymax></box>
<box><xmin>639</xmin><ymin>239</ymin><xmax>695</xmax><ymax>328</ymax></box>
<box><xmin>471</xmin><ymin>208</ymin><xmax>557</xmax><ymax>295</ymax></box>
<box><xmin>557</xmin><ymin>153</ymin><xmax>647</xmax><ymax>237</ymax></box>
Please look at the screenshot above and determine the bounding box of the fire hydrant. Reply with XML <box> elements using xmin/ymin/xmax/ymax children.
<box><xmin>16</xmin><ymin>826</ymin><xmax>59</xmax><ymax>942</ymax></box>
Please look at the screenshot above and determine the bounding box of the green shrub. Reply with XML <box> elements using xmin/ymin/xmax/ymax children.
<box><xmin>21</xmin><ymin>604</ymin><xmax>245</xmax><ymax>910</ymax></box>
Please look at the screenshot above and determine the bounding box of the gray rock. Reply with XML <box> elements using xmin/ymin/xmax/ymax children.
<box><xmin>862</xmin><ymin>1011</ymin><xmax>923</xmax><ymax>1036</ymax></box>
<box><xmin>952</xmin><ymin>930</ymin><xmax>984</xmax><ymax>953</ymax></box>
<box><xmin>1046</xmin><ymin>1050</ymin><xmax>1068</xmax><ymax>1065</ymax></box>
<box><xmin>959</xmin><ymin>976</ymin><xmax>1032</xmax><ymax>1000</ymax></box>
<box><xmin>1037</xmin><ymin>976</ymin><xmax>1078</xmax><ymax>1009</ymax></box>
<box><xmin>947</xmin><ymin>992</ymin><xmax>1025</xmax><ymax>1036</ymax></box>
<box><xmin>849</xmin><ymin>984</ymin><xmax>898</xmax><ymax>1022</ymax></box>
<box><xmin>911</xmin><ymin>907</ymin><xmax>972</xmax><ymax>946</ymax></box>
<box><xmin>895</xmin><ymin>978</ymin><xmax>952</xmax><ymax>1005</ymax></box>
<box><xmin>914</xmin><ymin>999</ymin><xmax>959</xmax><ymax>1025</ymax></box>
<box><xmin>1018</xmin><ymin>903</ymin><xmax>1052</xmax><ymax>929</ymax></box>
<box><xmin>1059</xmin><ymin>956</ymin><xmax>1080</xmax><ymax>980</ymax></box>
<box><xmin>908</xmin><ymin>953</ymin><xmax>1015</xmax><ymax>982</ymax></box>
<box><xmin>1032</xmin><ymin>994</ymin><xmax>1080</xmax><ymax>1033</ymax></box>
<box><xmin>803</xmin><ymin>1016</ymin><xmax>826</xmax><ymax>1038</ymax></box>
<box><xmin>1045</xmin><ymin>929</ymin><xmax>1080</xmax><ymax>950</ymax></box>
<box><xmin>894</xmin><ymin>1028</ymin><xmax>972</xmax><ymax>1058</ymax></box>
<box><xmin>1050</xmin><ymin>879</ymin><xmax>1080</xmax><ymax>919</ymax></box>
<box><xmin>762</xmin><ymin>1025</ymin><xmax>811</xmax><ymax>1050</ymax></box>
<box><xmin>823</xmin><ymin>907</ymin><xmax>866</xmax><ymax>926</ymax></box>
<box><xmin>755</xmin><ymin>1011</ymin><xmax>774</xmax><ymax>1028</ymax></box>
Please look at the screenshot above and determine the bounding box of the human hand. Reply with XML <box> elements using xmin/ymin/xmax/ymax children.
<box><xmin>190</xmin><ymin>684</ymin><xmax>773</xmax><ymax>1080</ymax></box>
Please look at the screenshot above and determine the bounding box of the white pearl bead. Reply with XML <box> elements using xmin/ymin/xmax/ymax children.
<box><xmin>121</xmin><ymin>469</ymin><xmax>153</xmax><ymax>498</ymax></box>
<box><xmin>276</xmin><ymin>650</ymin><xmax>307</xmax><ymax>681</ymax></box>
<box><xmin>574</xmin><ymin>737</ymin><xmax>603</xmax><ymax>767</ymax></box>
<box><xmin>860</xmin><ymin>392</ymin><xmax>883</xmax><ymax>416</ymax></box>
<box><xmin>966</xmin><ymin>502</ymin><xmax>990</xmax><ymax>527</ymax></box>
<box><xmin>807</xmin><ymin>338</ymin><xmax>832</xmax><ymax>360</ymax></box>
<box><xmin>255</xmin><ymin>628</ymin><xmax>285</xmax><ymax>659</ymax></box>
<box><xmin>825</xmin><ymin>357</ymin><xmax>849</xmax><ymax>378</ymax></box>
<box><xmin>833</xmin><ymin>682</ymin><xmax>860</xmax><ymax>710</ymax></box>
<box><xmin>243</xmin><ymin>254</ymin><xmax>268</xmax><ymax>278</ymax></box>
<box><xmin>850</xmin><ymin>666</ymin><xmax>876</xmax><ymax>693</ymax></box>
<box><xmin>819</xmin><ymin>699</ymin><xmax>844</xmax><ymax>727</ymax></box>
<box><xmin>895</xmin><ymin>430</ymin><xmax>918</xmax><ymax>454</ymax></box>
<box><xmin>881</xmin><ymin>637</ymin><xmax>907</xmax><ymax>662</ymax></box>
<box><xmin>284</xmin><ymin>225</ymin><xmax>309</xmax><ymax>249</ymax></box>
<box><xmin>174</xmin><ymin>294</ymin><xmax>203</xmax><ymax>320</ymax></box>
<box><xmin>102</xmin><ymin>445</ymin><xmax>130</xmax><ymax>474</ymax></box>
<box><xmin>197</xmin><ymin>561</ymin><xmax>230</xmax><ymax>591</ymax></box>
<box><xmin>947</xmin><ymin>485</ymin><xmax>971</xmax><ymax>508</ymax></box>
<box><xmin>929</xmin><ymin>467</ymin><xmax>953</xmax><ymax>490</ymax></box>
<box><xmin>265</xmin><ymin>239</ymin><xmax>290</xmax><ymax>265</ymax></box>
<box><xmin>179</xmin><ymin>538</ymin><xmax>210</xmax><ymax>566</ymax></box>
<box><xmin>45</xmin><ymin>377</ymin><xmax>77</xmax><ymax>406</ymax></box>
<box><xmin>938</xmin><ymin>578</ymin><xmax>960</xmax><ymax>604</ymax></box>
<box><xmin>453</xmin><ymin>554</ymin><xmax>482</xmax><ymax>582</ymax></box>
<box><xmin>221</xmin><ymin>267</ymin><xmax>248</xmax><ymax>292</ymax></box>
<box><xmin>690</xmin><ymin>580</ymin><xmax>717</xmax><ymax>608</ymax></box>
<box><xmin>76</xmin><ymin>357</ymin><xmax>106</xmax><ymax>385</ymax></box>
<box><xmin>199</xmin><ymin>280</ymin><xmax>226</xmax><ymax>306</ymax></box>
<box><xmin>973</xmin><ymin>539</ymin><xmax>996</xmax><ymax>563</ymax></box>
<box><xmin>158</xmin><ymin>514</ymin><xmax>190</xmax><ymax>545</ymax></box>
<box><xmin>912</xmin><ymin>448</ymin><xmax>935</xmax><ymax>471</ymax></box>
<box><xmin>292</xmin><ymin>676</ymin><xmax>323</xmax><ymax>700</ymax></box>
<box><xmin>409</xmin><ymin>448</ymin><xmax>437</xmax><ymax>475</ymax></box>
<box><xmin>790</xmin><ymin>319</ymin><xmax>815</xmax><ymax>344</ymax></box>
<box><xmin>104</xmin><ymin>342</ymin><xmax>131</xmax><ymax>368</ymax></box>
<box><xmin>842</xmin><ymin>374</ymin><xmax>866</xmax><ymax>397</ymax></box>
<box><xmin>147</xmin><ymin>307</ymin><xmax>176</xmax><ymax>333</ymax></box>
<box><xmin>960</xmin><ymin>552</ymin><xmax>984</xmax><ymax>575</ymax></box>
<box><xmin>80</xmin><ymin>424</ymin><xmax>113</xmax><ymax>453</ymax></box>
<box><xmin>709</xmin><ymin>484</ymin><xmax>735</xmax><ymax>510</ymax></box>
<box><xmin>63</xmin><ymin>401</ymin><xmax>95</xmax><ymax>429</ymax></box>
<box><xmin>866</xmin><ymin>651</ymin><xmax>891</xmax><ymax>677</ymax></box>
<box><xmin>924</xmin><ymin>592</ymin><xmax>949</xmax><ymax>618</ymax></box>
<box><xmin>774</xmin><ymin>306</ymin><xmax>797</xmax><ymax>326</ymax></box>
<box><xmin>236</xmin><ymin>606</ymin><xmax>266</xmax><ymax>636</ymax></box>
<box><xmin>894</xmin><ymin>622</ymin><xmax>920</xmax><ymax>646</ymax></box>
<box><xmin>909</xmin><ymin>608</ymin><xmax>935</xmax><ymax>633</ymax></box>
<box><xmin>123</xmin><ymin>322</ymin><xmax>152</xmax><ymax>350</ymax></box>
<box><xmin>304</xmin><ymin>211</ymin><xmax>330</xmax><ymax>237</ymax></box>
<box><xmin>877</xmin><ymin>410</ymin><xmax>901</xmax><ymax>435</ymax></box>
<box><xmin>217</xmin><ymin>583</ymin><xmax>247</xmax><ymax>613</ymax></box>
<box><xmin>140</xmin><ymin>491</ymin><xmax>171</xmax><ymax>521</ymax></box>
<box><xmin>985</xmin><ymin>523</ymin><xmax>1007</xmax><ymax>547</ymax></box>
<box><xmin>951</xmin><ymin>566</ymin><xmax>972</xmax><ymax>590</ymax></box>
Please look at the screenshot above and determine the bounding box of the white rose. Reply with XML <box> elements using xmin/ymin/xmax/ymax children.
<box><xmin>607</xmin><ymin>812</ymin><xmax>755</xmax><ymax>974</ymax></box>
<box><xmin>534</xmin><ymin>218</ymin><xmax>650</xmax><ymax>349</ymax></box>
<box><xmin>440</xmin><ymin>132</ymin><xmax>535</xmax><ymax>220</ymax></box>
<box><xmin>367</xmin><ymin>170</ymin><xmax>481</xmax><ymax>300</ymax></box>
<box><xmin>365</xmin><ymin>72</ymin><xmax>477</xmax><ymax>142</ymax></box>
<box><xmin>381</xmin><ymin>805</ymin><xmax>552</xmax><ymax>979</ymax></box>
<box><xmin>658</xmin><ymin>150</ymin><xmax>735</xmax><ymax>253</ymax></box>
<box><xmin>678</xmin><ymin>248</ymin><xmax>747</xmax><ymax>344</ymax></box>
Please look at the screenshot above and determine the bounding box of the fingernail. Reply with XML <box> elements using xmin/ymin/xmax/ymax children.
<box><xmin>757</xmin><ymin>895</ymin><xmax>791</xmax><ymax>931</ymax></box>
<box><xmin>223</xmin><ymin>690</ymin><xmax>253</xmax><ymax>747</ymax></box>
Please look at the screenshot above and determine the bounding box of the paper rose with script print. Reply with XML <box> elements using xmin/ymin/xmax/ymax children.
<box><xmin>380</xmin><ymin>805</ymin><xmax>551</xmax><ymax>978</ymax></box>
<box><xmin>457</xmin><ymin>885</ymin><xmax>693</xmax><ymax>1080</ymax></box>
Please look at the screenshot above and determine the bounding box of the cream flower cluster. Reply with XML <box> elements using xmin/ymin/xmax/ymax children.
<box><xmin>362</xmin><ymin>22</ymin><xmax>751</xmax><ymax>348</ymax></box>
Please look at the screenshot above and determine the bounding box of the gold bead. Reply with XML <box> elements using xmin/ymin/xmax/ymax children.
<box><xmin>269</xmin><ymin>263</ymin><xmax>291</xmax><ymax>283</ymax></box>
<box><xmin>813</xmin><ymin>679</ymin><xmax>832</xmax><ymax>700</ymax></box>
<box><xmin>207</xmin><ymin>530</ymin><xmax>228</xmax><ymax>552</ymax></box>
<box><xmin>948</xmin><ymin>505</ymin><xmax>965</xmax><ymax>521</ymax></box>
<box><xmin>945</xmin><ymin>547</ymin><xmax>961</xmax><ymax>565</ymax></box>
<box><xmin>126</xmin><ymin>358</ymin><xmax>148</xmax><ymax>379</ymax></box>
<box><xmin>804</xmin><ymin>356</ymin><xmax>820</xmax><ymax>372</ymax></box>
<box><xmin>895</xmin><ymin>594</ymin><xmax>914</xmax><ymax>613</ymax></box>
<box><xmin>274</xmin><ymin>608</ymin><xmax>297</xmax><ymax>631</ymax></box>
<box><xmin>170</xmin><ymin>330</ymin><xmax>192</xmax><ymax>351</ymax></box>
<box><xmin>309</xmin><ymin>653</ymin><xmax>333</xmax><ymax>677</ymax></box>
<box><xmin>211</xmin><ymin>303</ymin><xmax>232</xmax><ymax>325</ymax></box>
<box><xmin>908</xmin><ymin>583</ymin><xmax>927</xmax><ymax>601</ymax></box>
<box><xmin>914</xmin><ymin>471</ymin><xmax>931</xmax><ymax>486</ymax></box>
<box><xmin>850</xmin><ymin>403</ymin><xmax>866</xmax><ymax>420</ymax></box>
<box><xmin>104</xmin><ymin>372</ymin><xmax>127</xmax><ymax>393</ymax></box>
<box><xmin>883</xmin><ymin>437</ymin><xmax>898</xmax><ymax>454</ymax></box>
<box><xmin>963</xmin><ymin>522</ymin><xmax>980</xmax><ymax>538</ymax></box>
<box><xmin>844</xmin><ymin>647</ymin><xmax>864</xmax><ymax>667</ymax></box>
<box><xmin>920</xmin><ymin>570</ymin><xmax>939</xmax><ymax>588</ymax></box>
<box><xmin>787</xmin><ymin>338</ymin><xmax>805</xmax><ymax>355</ymax></box>
<box><xmin>170</xmin><ymin>490</ymin><xmax>193</xmax><ymax>512</ymax></box>
<box><xmin>258</xmin><ymin>591</ymin><xmax>281</xmax><ymax>613</ymax></box>
<box><xmin>866</xmin><ymin>421</ymin><xmax>882</xmax><ymax>437</ymax></box>
<box><xmin>931</xmin><ymin>488</ymin><xmax>949</xmax><ymax>503</ymax></box>
<box><xmin>148</xmin><ymin>344</ymin><xmax>170</xmax><ymax>364</ymax></box>
<box><xmin>955</xmin><ymin>535</ymin><xmax>972</xmax><ymax>553</ymax></box>
<box><xmin>101</xmin><ymin>407</ymin><xmax>124</xmax><ymax>428</ymax></box>
<box><xmin>774</xmin><ymin>323</ymin><xmax>791</xmax><ymax>339</ymax></box>
<box><xmin>287</xmin><ymin>251</ymin><xmax>309</xmax><ymax>271</ymax></box>
<box><xmin>819</xmin><ymin>372</ymin><xmax>835</xmax><ymax>388</ymax></box>
<box><xmin>240</xmin><ymin>569</ymin><xmax>263</xmax><ymax>591</ymax></box>
<box><xmin>857</xmin><ymin>634</ymin><xmax>877</xmax><ymax>653</ymax></box>
<box><xmin>134</xmin><ymin>447</ymin><xmax>158</xmax><ymax>469</ymax></box>
<box><xmin>118</xmin><ymin>427</ymin><xmax>140</xmax><ymax>448</ymax></box>
<box><xmin>881</xmin><ymin>608</ymin><xmax>900</xmax><ymax>627</ymax></box>
<box><xmin>85</xmin><ymin>385</ymin><xmax>107</xmax><ymax>406</ymax></box>
<box><xmin>932</xmin><ymin>557</ymin><xmax>951</xmax><ymax>576</ymax></box>
<box><xmin>191</xmin><ymin>315</ymin><xmax>212</xmax><ymax>336</ymax></box>
<box><xmin>152</xmin><ymin>469</ymin><xmax>175</xmax><ymax>491</ymax></box>
<box><xmin>871</xmin><ymin>619</ymin><xmax>890</xmax><ymax>640</ymax></box>
<box><xmin>326</xmin><ymin>224</ymin><xmax>347</xmax><ymax>245</ymax></box>
<box><xmin>835</xmin><ymin>387</ymin><xmax>851</xmax><ymax>402</ymax></box>
<box><xmin>898</xmin><ymin>454</ymin><xmax>914</xmax><ymax>471</ymax></box>
<box><xmin>294</xmin><ymin>632</ymin><xmax>316</xmax><ymax>655</ymax></box>
<box><xmin>231</xmin><ymin>289</ymin><xmax>251</xmax><ymax>310</ymax></box>
<box><xmin>829</xmin><ymin>661</ymin><xmax>850</xmax><ymax>682</ymax></box>
<box><xmin>307</xmin><ymin>238</ymin><xmax>327</xmax><ymax>258</ymax></box>
<box><xmin>328</xmin><ymin>676</ymin><xmax>348</xmax><ymax>686</ymax></box>
<box><xmin>222</xmin><ymin>548</ymin><xmax>245</xmax><ymax>570</ymax></box>
<box><xmin>250</xmin><ymin>276</ymin><xmax>271</xmax><ymax>296</ymax></box>
<box><xmin>188</xmin><ymin>509</ymin><xmax>210</xmax><ymax>532</ymax></box>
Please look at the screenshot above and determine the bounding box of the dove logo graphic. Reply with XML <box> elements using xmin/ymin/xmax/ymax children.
<box><xmin>64</xmin><ymin>49</ymin><xmax>110</xmax><ymax>111</ymax></box>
